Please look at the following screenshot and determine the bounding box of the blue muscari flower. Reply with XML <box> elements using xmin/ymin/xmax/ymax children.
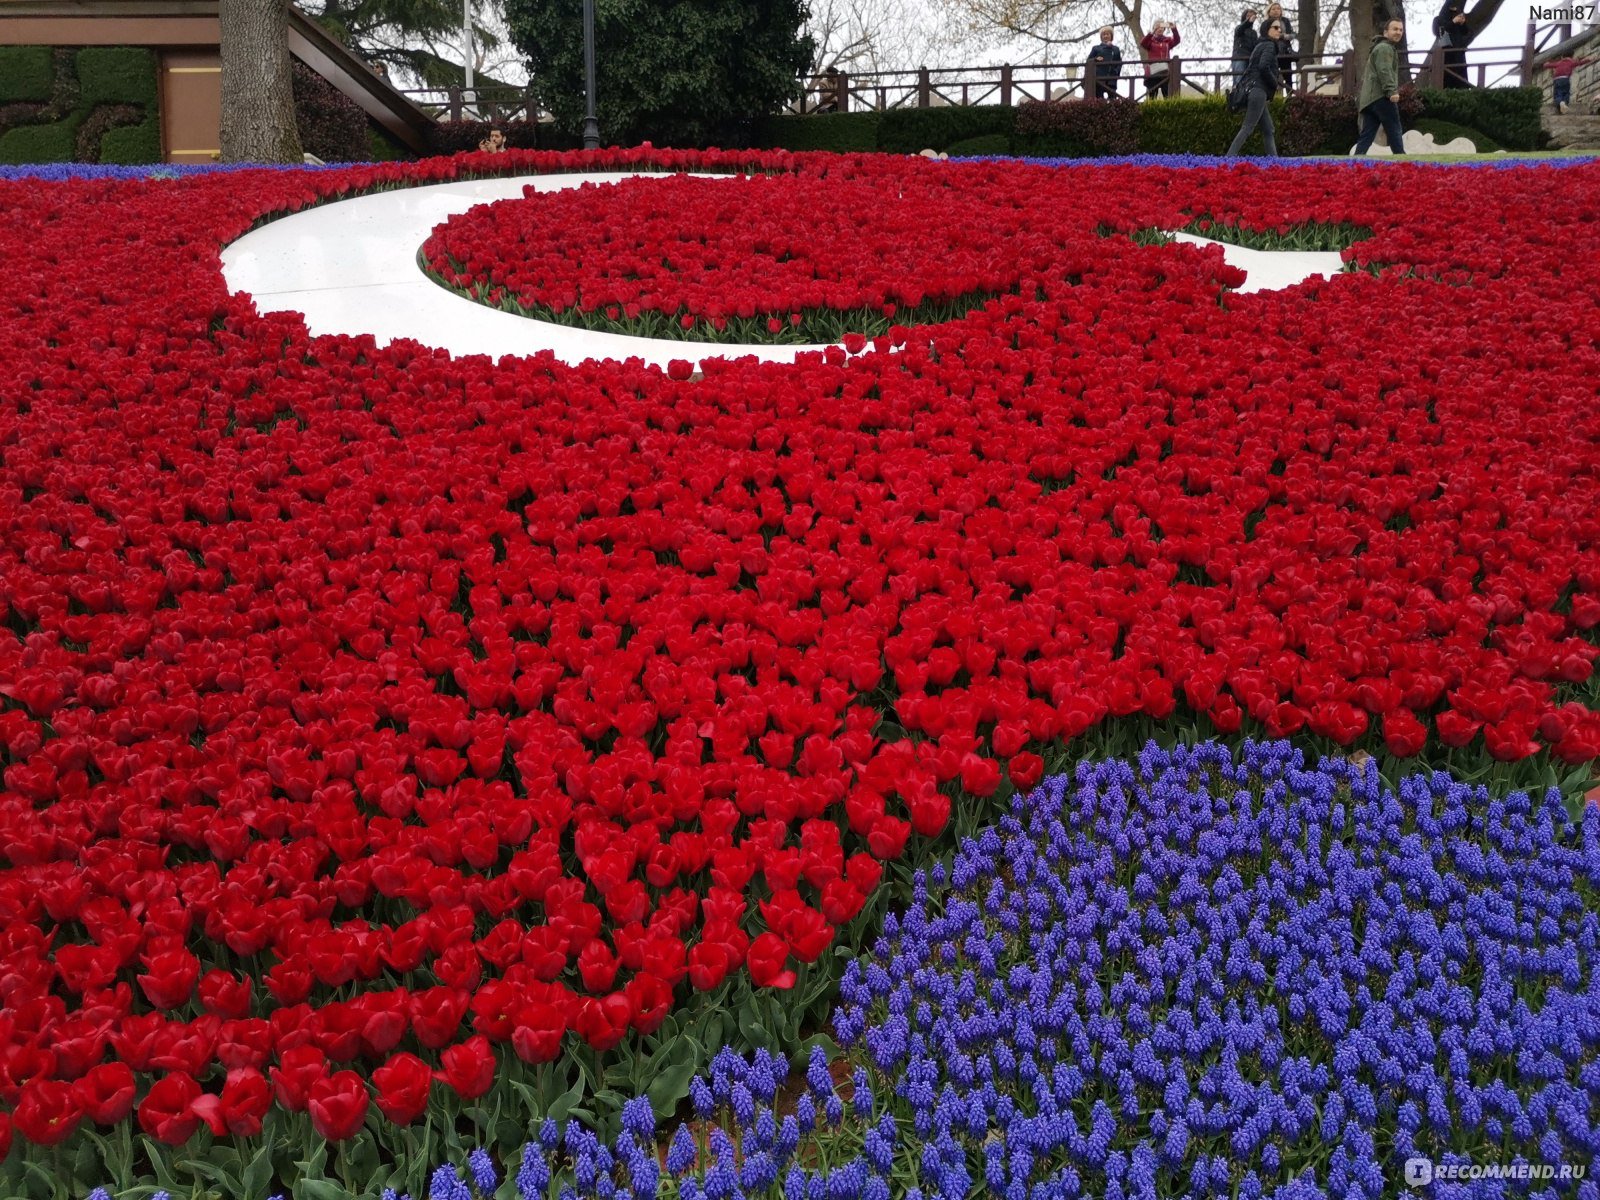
<box><xmin>517</xmin><ymin>1143</ymin><xmax>551</xmax><ymax>1200</ymax></box>
<box><xmin>429</xmin><ymin>1166</ymin><xmax>468</xmax><ymax>1200</ymax></box>
<box><xmin>468</xmin><ymin>1148</ymin><xmax>498</xmax><ymax>1196</ymax></box>
<box><xmin>539</xmin><ymin>1119</ymin><xmax>561</xmax><ymax>1151</ymax></box>
<box><xmin>666</xmin><ymin>1124</ymin><xmax>698</xmax><ymax>1175</ymax></box>
<box><xmin>690</xmin><ymin>1076</ymin><xmax>715</xmax><ymax>1118</ymax></box>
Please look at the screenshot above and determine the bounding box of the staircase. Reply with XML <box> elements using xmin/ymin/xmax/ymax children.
<box><xmin>1544</xmin><ymin>114</ymin><xmax>1600</xmax><ymax>149</ymax></box>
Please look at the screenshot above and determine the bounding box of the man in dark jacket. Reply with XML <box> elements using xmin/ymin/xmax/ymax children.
<box><xmin>1231</xmin><ymin>9</ymin><xmax>1259</xmax><ymax>85</ymax></box>
<box><xmin>1227</xmin><ymin>17</ymin><xmax>1283</xmax><ymax>155</ymax></box>
<box><xmin>1434</xmin><ymin>0</ymin><xmax>1470</xmax><ymax>87</ymax></box>
<box><xmin>1088</xmin><ymin>27</ymin><xmax>1125</xmax><ymax>99</ymax></box>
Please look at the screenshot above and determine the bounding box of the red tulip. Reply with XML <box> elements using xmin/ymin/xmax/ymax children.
<box><xmin>436</xmin><ymin>1035</ymin><xmax>496</xmax><ymax>1100</ymax></box>
<box><xmin>372</xmin><ymin>1052</ymin><xmax>433</xmax><ymax>1125</ymax></box>
<box><xmin>308</xmin><ymin>1070</ymin><xmax>369</xmax><ymax>1141</ymax></box>
<box><xmin>73</xmin><ymin>1062</ymin><xmax>136</xmax><ymax>1127</ymax></box>
<box><xmin>748</xmin><ymin>932</ymin><xmax>796</xmax><ymax>989</ymax></box>
<box><xmin>137</xmin><ymin>1071</ymin><xmax>203</xmax><ymax>1146</ymax></box>
<box><xmin>12</xmin><ymin>1079</ymin><xmax>82</xmax><ymax>1147</ymax></box>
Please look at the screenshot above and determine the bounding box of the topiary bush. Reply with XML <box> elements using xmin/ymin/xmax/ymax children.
<box><xmin>1013</xmin><ymin>97</ymin><xmax>1140</xmax><ymax>157</ymax></box>
<box><xmin>0</xmin><ymin>46</ymin><xmax>55</xmax><ymax>103</ymax></box>
<box><xmin>876</xmin><ymin>104</ymin><xmax>1016</xmax><ymax>154</ymax></box>
<box><xmin>75</xmin><ymin>47</ymin><xmax>156</xmax><ymax>107</ymax></box>
<box><xmin>1417</xmin><ymin>85</ymin><xmax>1543</xmax><ymax>150</ymax></box>
<box><xmin>98</xmin><ymin>118</ymin><xmax>162</xmax><ymax>165</ymax></box>
<box><xmin>0</xmin><ymin>120</ymin><xmax>78</xmax><ymax>164</ymax></box>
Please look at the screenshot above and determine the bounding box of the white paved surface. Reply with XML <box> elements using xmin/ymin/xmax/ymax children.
<box><xmin>221</xmin><ymin>173</ymin><xmax>1343</xmax><ymax>368</ymax></box>
<box><xmin>1169</xmin><ymin>232</ymin><xmax>1346</xmax><ymax>294</ymax></box>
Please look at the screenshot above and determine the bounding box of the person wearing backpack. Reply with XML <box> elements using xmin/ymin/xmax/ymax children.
<box><xmin>1352</xmin><ymin>19</ymin><xmax>1408</xmax><ymax>155</ymax></box>
<box><xmin>1226</xmin><ymin>16</ymin><xmax>1284</xmax><ymax>155</ymax></box>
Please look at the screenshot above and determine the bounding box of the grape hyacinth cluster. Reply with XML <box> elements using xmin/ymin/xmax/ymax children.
<box><xmin>82</xmin><ymin>740</ymin><xmax>1600</xmax><ymax>1199</ymax></box>
<box><xmin>829</xmin><ymin>739</ymin><xmax>1600</xmax><ymax>1200</ymax></box>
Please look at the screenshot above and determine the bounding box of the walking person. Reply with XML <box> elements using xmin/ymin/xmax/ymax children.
<box><xmin>1226</xmin><ymin>17</ymin><xmax>1284</xmax><ymax>156</ymax></box>
<box><xmin>1141</xmin><ymin>20</ymin><xmax>1181</xmax><ymax>97</ymax></box>
<box><xmin>1353</xmin><ymin>18</ymin><xmax>1409</xmax><ymax>155</ymax></box>
<box><xmin>1088</xmin><ymin>27</ymin><xmax>1125</xmax><ymax>99</ymax></box>
<box><xmin>1263</xmin><ymin>2</ymin><xmax>1296</xmax><ymax>92</ymax></box>
<box><xmin>1231</xmin><ymin>9</ymin><xmax>1259</xmax><ymax>86</ymax></box>
<box><xmin>1433</xmin><ymin>0</ymin><xmax>1471</xmax><ymax>88</ymax></box>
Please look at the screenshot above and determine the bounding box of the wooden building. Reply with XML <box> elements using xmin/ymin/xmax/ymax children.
<box><xmin>0</xmin><ymin>0</ymin><xmax>431</xmax><ymax>162</ymax></box>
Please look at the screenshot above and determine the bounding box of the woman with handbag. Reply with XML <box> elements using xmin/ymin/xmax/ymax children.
<box><xmin>1226</xmin><ymin>17</ymin><xmax>1284</xmax><ymax>156</ymax></box>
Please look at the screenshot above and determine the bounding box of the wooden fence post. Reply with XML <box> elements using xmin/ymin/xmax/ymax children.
<box><xmin>1000</xmin><ymin>63</ymin><xmax>1013</xmax><ymax>105</ymax></box>
<box><xmin>447</xmin><ymin>87</ymin><xmax>463</xmax><ymax>121</ymax></box>
<box><xmin>1170</xmin><ymin>55</ymin><xmax>1183</xmax><ymax>95</ymax></box>
<box><xmin>835</xmin><ymin>71</ymin><xmax>849</xmax><ymax>113</ymax></box>
<box><xmin>917</xmin><ymin>66</ymin><xmax>932</xmax><ymax>107</ymax></box>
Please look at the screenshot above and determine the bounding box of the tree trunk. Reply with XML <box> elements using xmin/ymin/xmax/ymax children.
<box><xmin>220</xmin><ymin>0</ymin><xmax>304</xmax><ymax>162</ymax></box>
<box><xmin>1352</xmin><ymin>0</ymin><xmax>1409</xmax><ymax>81</ymax></box>
<box><xmin>1297</xmin><ymin>0</ymin><xmax>1319</xmax><ymax>58</ymax></box>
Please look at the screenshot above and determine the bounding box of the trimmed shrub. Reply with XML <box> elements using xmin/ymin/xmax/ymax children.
<box><xmin>752</xmin><ymin>111</ymin><xmax>881</xmax><ymax>152</ymax></box>
<box><xmin>876</xmin><ymin>104</ymin><xmax>1015</xmax><ymax>154</ymax></box>
<box><xmin>0</xmin><ymin>120</ymin><xmax>78</xmax><ymax>164</ymax></box>
<box><xmin>1277</xmin><ymin>92</ymin><xmax>1358</xmax><ymax>156</ymax></box>
<box><xmin>0</xmin><ymin>47</ymin><xmax>55</xmax><ymax>103</ymax></box>
<box><xmin>367</xmin><ymin>126</ymin><xmax>411</xmax><ymax>162</ymax></box>
<box><xmin>1136</xmin><ymin>93</ymin><xmax>1266</xmax><ymax>154</ymax></box>
<box><xmin>99</xmin><ymin>118</ymin><xmax>162</xmax><ymax>164</ymax></box>
<box><xmin>291</xmin><ymin>61</ymin><xmax>368</xmax><ymax>162</ymax></box>
<box><xmin>945</xmin><ymin>132</ymin><xmax>1012</xmax><ymax>155</ymax></box>
<box><xmin>1013</xmin><ymin>97</ymin><xmax>1139</xmax><ymax>156</ymax></box>
<box><xmin>1411</xmin><ymin>115</ymin><xmax>1500</xmax><ymax>151</ymax></box>
<box><xmin>75</xmin><ymin>47</ymin><xmax>157</xmax><ymax>107</ymax></box>
<box><xmin>1417</xmin><ymin>85</ymin><xmax>1542</xmax><ymax>149</ymax></box>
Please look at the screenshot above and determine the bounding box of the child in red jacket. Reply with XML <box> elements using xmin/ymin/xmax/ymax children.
<box><xmin>1546</xmin><ymin>55</ymin><xmax>1593</xmax><ymax>114</ymax></box>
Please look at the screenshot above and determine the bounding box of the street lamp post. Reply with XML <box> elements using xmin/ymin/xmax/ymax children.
<box><xmin>582</xmin><ymin>0</ymin><xmax>600</xmax><ymax>148</ymax></box>
<box><xmin>463</xmin><ymin>0</ymin><xmax>474</xmax><ymax>107</ymax></box>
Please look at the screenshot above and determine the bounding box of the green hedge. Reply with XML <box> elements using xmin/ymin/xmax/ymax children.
<box><xmin>99</xmin><ymin>118</ymin><xmax>162</xmax><ymax>164</ymax></box>
<box><xmin>875</xmin><ymin>105</ymin><xmax>1015</xmax><ymax>154</ymax></box>
<box><xmin>0</xmin><ymin>46</ymin><xmax>55</xmax><ymax>102</ymax></box>
<box><xmin>1411</xmin><ymin>115</ymin><xmax>1501</xmax><ymax>151</ymax></box>
<box><xmin>0</xmin><ymin>120</ymin><xmax>79</xmax><ymax>164</ymax></box>
<box><xmin>1417</xmin><ymin>86</ymin><xmax>1542</xmax><ymax>150</ymax></box>
<box><xmin>753</xmin><ymin>91</ymin><xmax>1508</xmax><ymax>159</ymax></box>
<box><xmin>76</xmin><ymin>46</ymin><xmax>157</xmax><ymax>107</ymax></box>
<box><xmin>752</xmin><ymin>111</ymin><xmax>881</xmax><ymax>152</ymax></box>
<box><xmin>1138</xmin><ymin>94</ymin><xmax>1277</xmax><ymax>153</ymax></box>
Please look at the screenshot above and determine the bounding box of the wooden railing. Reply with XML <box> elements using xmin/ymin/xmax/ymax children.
<box><xmin>397</xmin><ymin>85</ymin><xmax>550</xmax><ymax>124</ymax></box>
<box><xmin>790</xmin><ymin>40</ymin><xmax>1552</xmax><ymax>113</ymax></box>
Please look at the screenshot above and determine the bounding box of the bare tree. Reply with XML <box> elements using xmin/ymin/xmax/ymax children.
<box><xmin>805</xmin><ymin>0</ymin><xmax>950</xmax><ymax>72</ymax></box>
<box><xmin>933</xmin><ymin>0</ymin><xmax>1156</xmax><ymax>56</ymax></box>
<box><xmin>220</xmin><ymin>0</ymin><xmax>304</xmax><ymax>161</ymax></box>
